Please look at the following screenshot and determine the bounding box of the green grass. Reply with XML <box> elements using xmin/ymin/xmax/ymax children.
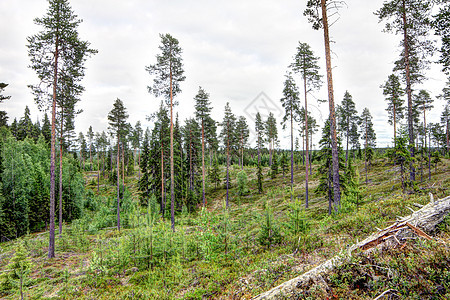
<box><xmin>0</xmin><ymin>156</ymin><xmax>449</xmax><ymax>299</ymax></box>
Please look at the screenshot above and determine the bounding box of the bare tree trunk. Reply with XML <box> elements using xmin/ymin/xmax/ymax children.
<box><xmin>202</xmin><ymin>120</ymin><xmax>206</xmax><ymax>207</ymax></box>
<box><xmin>226</xmin><ymin>123</ymin><xmax>230</xmax><ymax>208</ymax></box>
<box><xmin>169</xmin><ymin>67</ymin><xmax>175</xmax><ymax>232</ymax></box>
<box><xmin>321</xmin><ymin>0</ymin><xmax>340</xmax><ymax>212</ymax></box>
<box><xmin>161</xmin><ymin>140</ymin><xmax>165</xmax><ymax>216</ymax></box>
<box><xmin>290</xmin><ymin>108</ymin><xmax>294</xmax><ymax>202</ymax></box>
<box><xmin>117</xmin><ymin>137</ymin><xmax>120</xmax><ymax>231</ymax></box>
<box><xmin>49</xmin><ymin>36</ymin><xmax>58</xmax><ymax>259</ymax></box>
<box><xmin>402</xmin><ymin>0</ymin><xmax>415</xmax><ymax>182</ymax></box>
<box><xmin>303</xmin><ymin>74</ymin><xmax>310</xmax><ymax>208</ymax></box>
<box><xmin>59</xmin><ymin>124</ymin><xmax>63</xmax><ymax>236</ymax></box>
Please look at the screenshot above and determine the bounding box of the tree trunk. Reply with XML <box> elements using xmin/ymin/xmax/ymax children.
<box><xmin>49</xmin><ymin>35</ymin><xmax>58</xmax><ymax>259</ymax></box>
<box><xmin>393</xmin><ymin>103</ymin><xmax>397</xmax><ymax>146</ymax></box>
<box><xmin>321</xmin><ymin>0</ymin><xmax>340</xmax><ymax>212</ymax></box>
<box><xmin>365</xmin><ymin>117</ymin><xmax>368</xmax><ymax>185</ymax></box>
<box><xmin>59</xmin><ymin>124</ymin><xmax>63</xmax><ymax>236</ymax></box>
<box><xmin>303</xmin><ymin>74</ymin><xmax>309</xmax><ymax>208</ymax></box>
<box><xmin>290</xmin><ymin>108</ymin><xmax>294</xmax><ymax>202</ymax></box>
<box><xmin>226</xmin><ymin>122</ymin><xmax>230</xmax><ymax>208</ymax></box>
<box><xmin>117</xmin><ymin>137</ymin><xmax>120</xmax><ymax>231</ymax></box>
<box><xmin>161</xmin><ymin>139</ymin><xmax>165</xmax><ymax>216</ymax></box>
<box><xmin>402</xmin><ymin>0</ymin><xmax>415</xmax><ymax>182</ymax></box>
<box><xmin>169</xmin><ymin>66</ymin><xmax>175</xmax><ymax>232</ymax></box>
<box><xmin>202</xmin><ymin>119</ymin><xmax>206</xmax><ymax>207</ymax></box>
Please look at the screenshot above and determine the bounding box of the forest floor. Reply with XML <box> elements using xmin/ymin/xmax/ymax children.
<box><xmin>1</xmin><ymin>155</ymin><xmax>449</xmax><ymax>299</ymax></box>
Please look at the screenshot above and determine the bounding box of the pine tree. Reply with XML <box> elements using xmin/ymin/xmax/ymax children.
<box><xmin>265</xmin><ymin>112</ymin><xmax>278</xmax><ymax>167</ymax></box>
<box><xmin>220</xmin><ymin>102</ymin><xmax>236</xmax><ymax>208</ymax></box>
<box><xmin>87</xmin><ymin>126</ymin><xmax>94</xmax><ymax>169</ymax></box>
<box><xmin>146</xmin><ymin>33</ymin><xmax>185</xmax><ymax>232</ymax></box>
<box><xmin>376</xmin><ymin>0</ymin><xmax>435</xmax><ymax>182</ymax></box>
<box><xmin>27</xmin><ymin>0</ymin><xmax>96</xmax><ymax>258</ymax></box>
<box><xmin>382</xmin><ymin>74</ymin><xmax>405</xmax><ymax>143</ymax></box>
<box><xmin>107</xmin><ymin>98</ymin><xmax>129</xmax><ymax>231</ymax></box>
<box><xmin>360</xmin><ymin>108</ymin><xmax>376</xmax><ymax>184</ymax></box>
<box><xmin>280</xmin><ymin>73</ymin><xmax>300</xmax><ymax>201</ymax></box>
<box><xmin>433</xmin><ymin>2</ymin><xmax>450</xmax><ymax>75</ymax></box>
<box><xmin>304</xmin><ymin>0</ymin><xmax>342</xmax><ymax>210</ymax></box>
<box><xmin>194</xmin><ymin>87</ymin><xmax>211</xmax><ymax>207</ymax></box>
<box><xmin>236</xmin><ymin>116</ymin><xmax>249</xmax><ymax>170</ymax></box>
<box><xmin>441</xmin><ymin>104</ymin><xmax>450</xmax><ymax>156</ymax></box>
<box><xmin>131</xmin><ymin>121</ymin><xmax>143</xmax><ymax>177</ymax></box>
<box><xmin>290</xmin><ymin>41</ymin><xmax>322</xmax><ymax>207</ymax></box>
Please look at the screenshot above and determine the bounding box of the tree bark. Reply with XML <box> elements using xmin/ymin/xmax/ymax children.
<box><xmin>321</xmin><ymin>0</ymin><xmax>340</xmax><ymax>212</ymax></box>
<box><xmin>170</xmin><ymin>65</ymin><xmax>175</xmax><ymax>232</ymax></box>
<box><xmin>402</xmin><ymin>0</ymin><xmax>415</xmax><ymax>182</ymax></box>
<box><xmin>303</xmin><ymin>73</ymin><xmax>309</xmax><ymax>208</ymax></box>
<box><xmin>117</xmin><ymin>137</ymin><xmax>120</xmax><ymax>231</ymax></box>
<box><xmin>59</xmin><ymin>117</ymin><xmax>63</xmax><ymax>236</ymax></box>
<box><xmin>202</xmin><ymin>119</ymin><xmax>206</xmax><ymax>207</ymax></box>
<box><xmin>290</xmin><ymin>108</ymin><xmax>294</xmax><ymax>202</ymax></box>
<box><xmin>226</xmin><ymin>121</ymin><xmax>230</xmax><ymax>208</ymax></box>
<box><xmin>48</xmin><ymin>35</ymin><xmax>58</xmax><ymax>259</ymax></box>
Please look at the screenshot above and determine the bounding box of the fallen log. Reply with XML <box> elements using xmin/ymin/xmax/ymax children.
<box><xmin>252</xmin><ymin>195</ymin><xmax>450</xmax><ymax>300</ymax></box>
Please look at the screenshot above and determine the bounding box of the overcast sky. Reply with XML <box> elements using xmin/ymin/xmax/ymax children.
<box><xmin>0</xmin><ymin>0</ymin><xmax>447</xmax><ymax>149</ymax></box>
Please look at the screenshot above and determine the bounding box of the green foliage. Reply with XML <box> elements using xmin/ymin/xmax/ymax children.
<box><xmin>386</xmin><ymin>134</ymin><xmax>414</xmax><ymax>193</ymax></box>
<box><xmin>236</xmin><ymin>169</ymin><xmax>249</xmax><ymax>196</ymax></box>
<box><xmin>257</xmin><ymin>162</ymin><xmax>264</xmax><ymax>194</ymax></box>
<box><xmin>284</xmin><ymin>198</ymin><xmax>309</xmax><ymax>237</ymax></box>
<box><xmin>270</xmin><ymin>150</ymin><xmax>279</xmax><ymax>179</ymax></box>
<box><xmin>0</xmin><ymin>242</ymin><xmax>32</xmax><ymax>297</ymax></box>
<box><xmin>257</xmin><ymin>201</ymin><xmax>282</xmax><ymax>249</ymax></box>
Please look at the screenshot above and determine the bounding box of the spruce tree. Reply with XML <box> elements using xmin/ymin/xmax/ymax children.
<box><xmin>220</xmin><ymin>102</ymin><xmax>236</xmax><ymax>208</ymax></box>
<box><xmin>255</xmin><ymin>112</ymin><xmax>265</xmax><ymax>164</ymax></box>
<box><xmin>414</xmin><ymin>89</ymin><xmax>434</xmax><ymax>179</ymax></box>
<box><xmin>265</xmin><ymin>112</ymin><xmax>278</xmax><ymax>167</ymax></box>
<box><xmin>17</xmin><ymin>106</ymin><xmax>33</xmax><ymax>141</ymax></box>
<box><xmin>107</xmin><ymin>98</ymin><xmax>129</xmax><ymax>231</ymax></box>
<box><xmin>280</xmin><ymin>73</ymin><xmax>300</xmax><ymax>201</ymax></box>
<box><xmin>27</xmin><ymin>0</ymin><xmax>96</xmax><ymax>258</ymax></box>
<box><xmin>0</xmin><ymin>83</ymin><xmax>10</xmax><ymax>126</ymax></box>
<box><xmin>194</xmin><ymin>87</ymin><xmax>211</xmax><ymax>207</ymax></box>
<box><xmin>236</xmin><ymin>116</ymin><xmax>249</xmax><ymax>170</ymax></box>
<box><xmin>360</xmin><ymin>108</ymin><xmax>376</xmax><ymax>184</ymax></box>
<box><xmin>139</xmin><ymin>128</ymin><xmax>151</xmax><ymax>205</ymax></box>
<box><xmin>146</xmin><ymin>33</ymin><xmax>185</xmax><ymax>232</ymax></box>
<box><xmin>336</xmin><ymin>91</ymin><xmax>359</xmax><ymax>165</ymax></box>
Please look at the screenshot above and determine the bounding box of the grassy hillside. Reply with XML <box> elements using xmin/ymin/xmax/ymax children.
<box><xmin>0</xmin><ymin>156</ymin><xmax>449</xmax><ymax>299</ymax></box>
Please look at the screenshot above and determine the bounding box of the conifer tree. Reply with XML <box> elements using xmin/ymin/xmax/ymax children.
<box><xmin>265</xmin><ymin>112</ymin><xmax>278</xmax><ymax>166</ymax></box>
<box><xmin>441</xmin><ymin>104</ymin><xmax>450</xmax><ymax>156</ymax></box>
<box><xmin>194</xmin><ymin>87</ymin><xmax>211</xmax><ymax>207</ymax></box>
<box><xmin>304</xmin><ymin>0</ymin><xmax>342</xmax><ymax>209</ymax></box>
<box><xmin>376</xmin><ymin>0</ymin><xmax>435</xmax><ymax>182</ymax></box>
<box><xmin>236</xmin><ymin>116</ymin><xmax>249</xmax><ymax>170</ymax></box>
<box><xmin>280</xmin><ymin>73</ymin><xmax>300</xmax><ymax>201</ymax></box>
<box><xmin>336</xmin><ymin>91</ymin><xmax>359</xmax><ymax>165</ymax></box>
<box><xmin>208</xmin><ymin>154</ymin><xmax>221</xmax><ymax>191</ymax></box>
<box><xmin>87</xmin><ymin>126</ymin><xmax>94</xmax><ymax>169</ymax></box>
<box><xmin>220</xmin><ymin>102</ymin><xmax>236</xmax><ymax>208</ymax></box>
<box><xmin>255</xmin><ymin>112</ymin><xmax>265</xmax><ymax>164</ymax></box>
<box><xmin>0</xmin><ymin>83</ymin><xmax>10</xmax><ymax>126</ymax></box>
<box><xmin>17</xmin><ymin>106</ymin><xmax>33</xmax><ymax>141</ymax></box>
<box><xmin>27</xmin><ymin>0</ymin><xmax>96</xmax><ymax>258</ymax></box>
<box><xmin>139</xmin><ymin>128</ymin><xmax>151</xmax><ymax>205</ymax></box>
<box><xmin>382</xmin><ymin>74</ymin><xmax>405</xmax><ymax>143</ymax></box>
<box><xmin>360</xmin><ymin>108</ymin><xmax>376</xmax><ymax>184</ymax></box>
<box><xmin>316</xmin><ymin>119</ymin><xmax>346</xmax><ymax>214</ymax></box>
<box><xmin>414</xmin><ymin>89</ymin><xmax>433</xmax><ymax>179</ymax></box>
<box><xmin>146</xmin><ymin>33</ymin><xmax>185</xmax><ymax>232</ymax></box>
<box><xmin>107</xmin><ymin>98</ymin><xmax>129</xmax><ymax>231</ymax></box>
<box><xmin>290</xmin><ymin>41</ymin><xmax>322</xmax><ymax>207</ymax></box>
<box><xmin>131</xmin><ymin>121</ymin><xmax>143</xmax><ymax>176</ymax></box>
<box><xmin>42</xmin><ymin>113</ymin><xmax>51</xmax><ymax>145</ymax></box>
<box><xmin>433</xmin><ymin>2</ymin><xmax>450</xmax><ymax>75</ymax></box>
